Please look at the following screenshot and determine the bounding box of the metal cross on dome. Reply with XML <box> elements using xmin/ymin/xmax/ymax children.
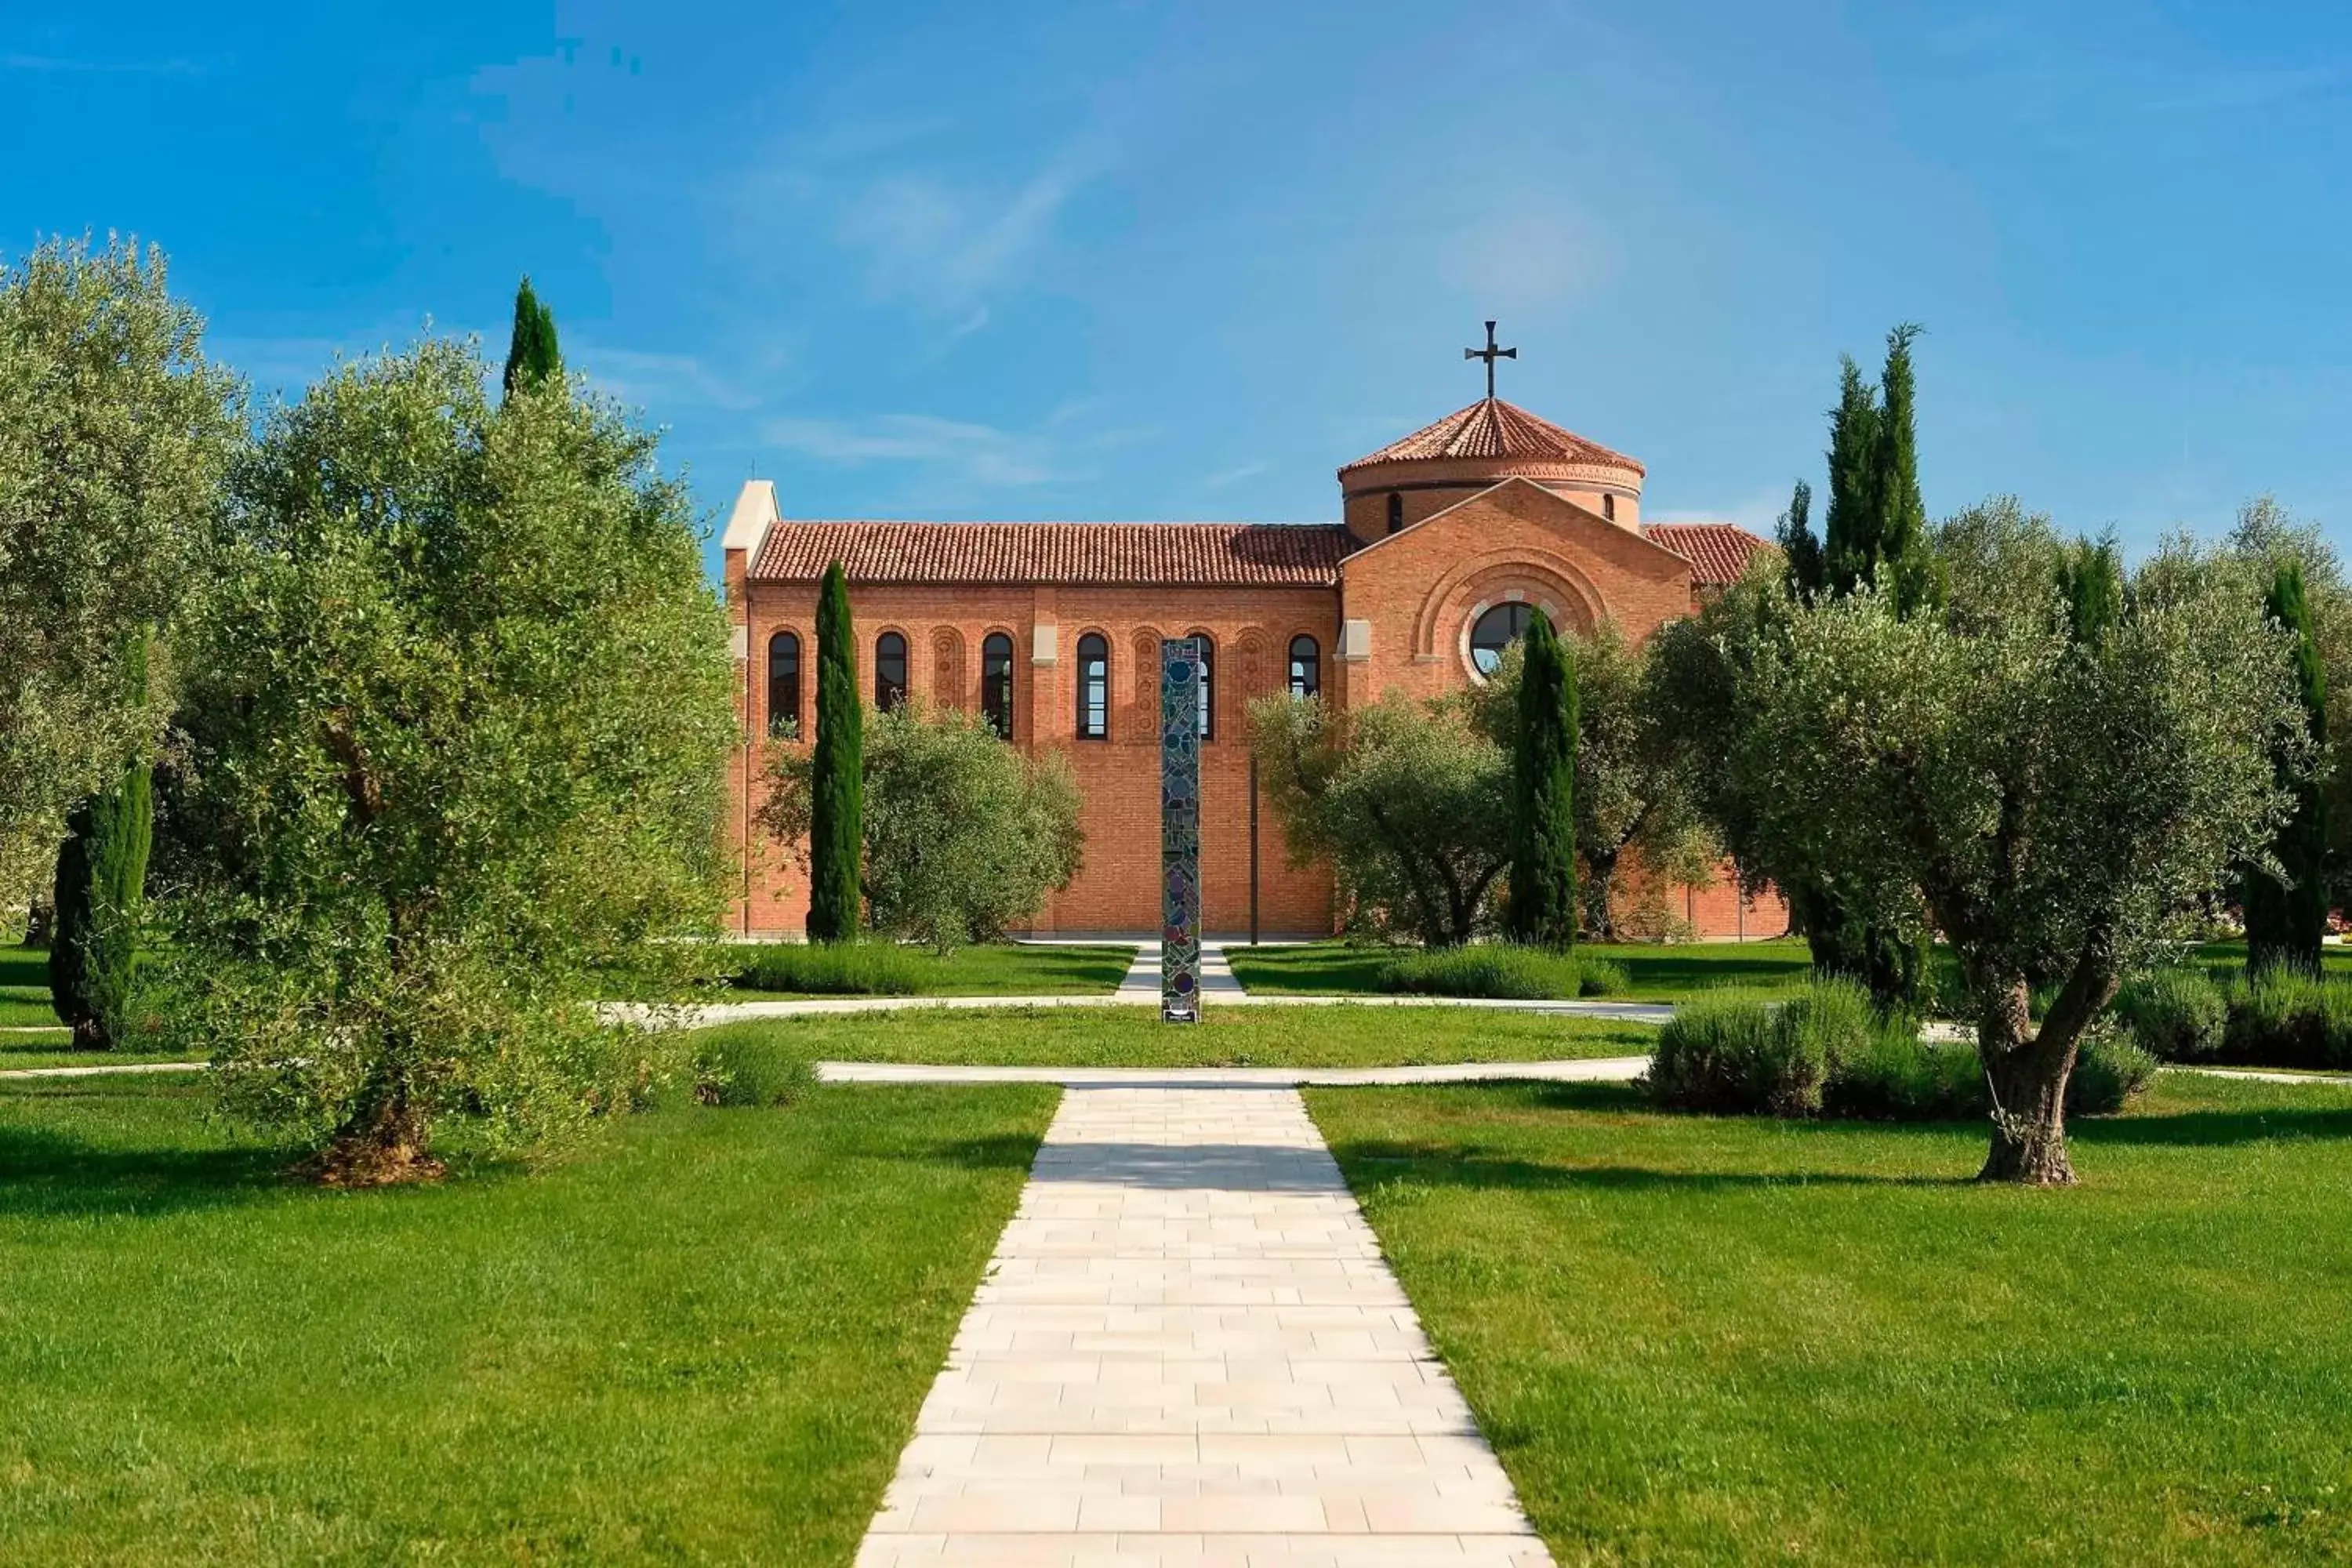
<box><xmin>1465</xmin><ymin>320</ymin><xmax>1517</xmax><ymax>400</ymax></box>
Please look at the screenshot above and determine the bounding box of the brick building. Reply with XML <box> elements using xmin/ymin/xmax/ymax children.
<box><xmin>721</xmin><ymin>383</ymin><xmax>1787</xmax><ymax>940</ymax></box>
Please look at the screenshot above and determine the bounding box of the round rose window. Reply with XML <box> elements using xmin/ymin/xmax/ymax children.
<box><xmin>1468</xmin><ymin>602</ymin><xmax>1537</xmax><ymax>676</ymax></box>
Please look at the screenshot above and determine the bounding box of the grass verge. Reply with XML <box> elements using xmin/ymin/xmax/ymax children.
<box><xmin>688</xmin><ymin>1005</ymin><xmax>1658</xmax><ymax>1070</ymax></box>
<box><xmin>0</xmin><ymin>1072</ymin><xmax>1053</xmax><ymax>1565</ymax></box>
<box><xmin>1308</xmin><ymin>1073</ymin><xmax>2352</xmax><ymax>1566</ymax></box>
<box><xmin>717</xmin><ymin>940</ymin><xmax>1134</xmax><ymax>999</ymax></box>
<box><xmin>1228</xmin><ymin>938</ymin><xmax>1813</xmax><ymax>1003</ymax></box>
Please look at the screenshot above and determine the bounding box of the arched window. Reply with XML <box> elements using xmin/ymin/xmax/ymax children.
<box><xmin>1386</xmin><ymin>492</ymin><xmax>1404</xmax><ymax>535</ymax></box>
<box><xmin>1469</xmin><ymin>602</ymin><xmax>1537</xmax><ymax>677</ymax></box>
<box><xmin>1189</xmin><ymin>633</ymin><xmax>1216</xmax><ymax>739</ymax></box>
<box><xmin>1602</xmin><ymin>493</ymin><xmax>1617</xmax><ymax>523</ymax></box>
<box><xmin>1287</xmin><ymin>634</ymin><xmax>1320</xmax><ymax>699</ymax></box>
<box><xmin>1076</xmin><ymin>633</ymin><xmax>1109</xmax><ymax>739</ymax></box>
<box><xmin>982</xmin><ymin>632</ymin><xmax>1015</xmax><ymax>739</ymax></box>
<box><xmin>767</xmin><ymin>630</ymin><xmax>801</xmax><ymax>737</ymax></box>
<box><xmin>875</xmin><ymin>631</ymin><xmax>908</xmax><ymax>710</ymax></box>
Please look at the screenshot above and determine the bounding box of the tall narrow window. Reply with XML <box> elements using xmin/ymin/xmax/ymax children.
<box><xmin>1076</xmin><ymin>633</ymin><xmax>1109</xmax><ymax>739</ymax></box>
<box><xmin>1602</xmin><ymin>493</ymin><xmax>1617</xmax><ymax>522</ymax></box>
<box><xmin>1189</xmin><ymin>633</ymin><xmax>1215</xmax><ymax>739</ymax></box>
<box><xmin>875</xmin><ymin>631</ymin><xmax>908</xmax><ymax>710</ymax></box>
<box><xmin>1287</xmin><ymin>634</ymin><xmax>1320</xmax><ymax>699</ymax></box>
<box><xmin>982</xmin><ymin>632</ymin><xmax>1015</xmax><ymax>739</ymax></box>
<box><xmin>767</xmin><ymin>631</ymin><xmax>801</xmax><ymax>737</ymax></box>
<box><xmin>1386</xmin><ymin>492</ymin><xmax>1404</xmax><ymax>535</ymax></box>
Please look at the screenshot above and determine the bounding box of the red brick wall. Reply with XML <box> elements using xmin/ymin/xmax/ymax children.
<box><xmin>720</xmin><ymin>491</ymin><xmax>1782</xmax><ymax>942</ymax></box>
<box><xmin>1334</xmin><ymin>478</ymin><xmax>1695</xmax><ymax>707</ymax></box>
<box><xmin>727</xmin><ymin>575</ymin><xmax>1337</xmax><ymax>936</ymax></box>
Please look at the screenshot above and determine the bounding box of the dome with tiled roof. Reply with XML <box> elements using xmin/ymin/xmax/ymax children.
<box><xmin>1341</xmin><ymin>397</ymin><xmax>1643</xmax><ymax>476</ymax></box>
<box><xmin>1338</xmin><ymin>396</ymin><xmax>1647</xmax><ymax>539</ymax></box>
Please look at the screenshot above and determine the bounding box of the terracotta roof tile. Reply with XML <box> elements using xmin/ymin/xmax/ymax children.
<box><xmin>750</xmin><ymin>521</ymin><xmax>1352</xmax><ymax>587</ymax></box>
<box><xmin>1341</xmin><ymin>397</ymin><xmax>1644</xmax><ymax>476</ymax></box>
<box><xmin>1642</xmin><ymin>522</ymin><xmax>1771</xmax><ymax>587</ymax></box>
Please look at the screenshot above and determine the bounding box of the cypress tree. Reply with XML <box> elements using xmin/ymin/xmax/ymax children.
<box><xmin>1822</xmin><ymin>358</ymin><xmax>1881</xmax><ymax>594</ymax></box>
<box><xmin>502</xmin><ymin>275</ymin><xmax>561</xmax><ymax>395</ymax></box>
<box><xmin>1504</xmin><ymin>611</ymin><xmax>1578</xmax><ymax>949</ymax></box>
<box><xmin>807</xmin><ymin>561</ymin><xmax>864</xmax><ymax>942</ymax></box>
<box><xmin>2245</xmin><ymin>561</ymin><xmax>2330</xmax><ymax>975</ymax></box>
<box><xmin>1873</xmin><ymin>324</ymin><xmax>1940</xmax><ymax>613</ymax></box>
<box><xmin>48</xmin><ymin>634</ymin><xmax>154</xmax><ymax>1050</ymax></box>
<box><xmin>1777</xmin><ymin>478</ymin><xmax>1824</xmax><ymax>599</ymax></box>
<box><xmin>2058</xmin><ymin>537</ymin><xmax>2124</xmax><ymax>644</ymax></box>
<box><xmin>1791</xmin><ymin>328</ymin><xmax>1940</xmax><ymax>1005</ymax></box>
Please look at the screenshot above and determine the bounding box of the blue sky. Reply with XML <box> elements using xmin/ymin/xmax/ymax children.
<box><xmin>7</xmin><ymin>1</ymin><xmax>2348</xmax><ymax>572</ymax></box>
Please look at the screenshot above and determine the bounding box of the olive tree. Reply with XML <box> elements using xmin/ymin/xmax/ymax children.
<box><xmin>1654</xmin><ymin>502</ymin><xmax>2298</xmax><ymax>1183</ymax></box>
<box><xmin>760</xmin><ymin>702</ymin><xmax>1083</xmax><ymax>952</ymax></box>
<box><xmin>165</xmin><ymin>338</ymin><xmax>736</xmax><ymax>1182</ymax></box>
<box><xmin>1570</xmin><ymin>621</ymin><xmax>1715</xmax><ymax>940</ymax></box>
<box><xmin>1249</xmin><ymin>681</ymin><xmax>1512</xmax><ymax>947</ymax></box>
<box><xmin>0</xmin><ymin>236</ymin><xmax>242</xmax><ymax>911</ymax></box>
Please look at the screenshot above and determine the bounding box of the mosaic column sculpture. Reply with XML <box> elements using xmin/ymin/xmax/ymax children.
<box><xmin>1160</xmin><ymin>637</ymin><xmax>1203</xmax><ymax>1022</ymax></box>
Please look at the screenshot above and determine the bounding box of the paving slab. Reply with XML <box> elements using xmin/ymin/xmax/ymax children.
<box><xmin>853</xmin><ymin>1085</ymin><xmax>1556</xmax><ymax>1568</ymax></box>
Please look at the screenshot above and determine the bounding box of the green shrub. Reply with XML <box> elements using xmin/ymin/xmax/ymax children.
<box><xmin>735</xmin><ymin>942</ymin><xmax>921</xmax><ymax>996</ymax></box>
<box><xmin>1576</xmin><ymin>956</ymin><xmax>1631</xmax><ymax>998</ymax></box>
<box><xmin>2223</xmin><ymin>967</ymin><xmax>2332</xmax><ymax>1068</ymax></box>
<box><xmin>2065</xmin><ymin>1027</ymin><xmax>2161</xmax><ymax>1115</ymax></box>
<box><xmin>1657</xmin><ymin>986</ymin><xmax>2157</xmax><ymax>1123</ymax></box>
<box><xmin>1646</xmin><ymin>978</ymin><xmax>1871</xmax><ymax>1116</ymax></box>
<box><xmin>2114</xmin><ymin>968</ymin><xmax>2227</xmax><ymax>1062</ymax></box>
<box><xmin>1380</xmin><ymin>944</ymin><xmax>1575</xmax><ymax>1001</ymax></box>
<box><xmin>1826</xmin><ymin>1028</ymin><xmax>1985</xmax><ymax>1120</ymax></box>
<box><xmin>691</xmin><ymin>1029</ymin><xmax>816</xmax><ymax>1108</ymax></box>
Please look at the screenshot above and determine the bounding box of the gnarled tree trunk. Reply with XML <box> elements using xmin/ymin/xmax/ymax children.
<box><xmin>1973</xmin><ymin>956</ymin><xmax>2116</xmax><ymax>1186</ymax></box>
<box><xmin>316</xmin><ymin>1063</ymin><xmax>441</xmax><ymax>1186</ymax></box>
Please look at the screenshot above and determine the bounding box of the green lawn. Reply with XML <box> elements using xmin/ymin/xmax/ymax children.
<box><xmin>1308</xmin><ymin>1073</ymin><xmax>2352</xmax><ymax>1566</ymax></box>
<box><xmin>717</xmin><ymin>940</ymin><xmax>1135</xmax><ymax>999</ymax></box>
<box><xmin>2190</xmin><ymin>941</ymin><xmax>2352</xmax><ymax>982</ymax></box>
<box><xmin>1</xmin><ymin>943</ymin><xmax>54</xmax><ymax>1028</ymax></box>
<box><xmin>1227</xmin><ymin>938</ymin><xmax>1815</xmax><ymax>1003</ymax></box>
<box><xmin>692</xmin><ymin>1004</ymin><xmax>1658</xmax><ymax>1069</ymax></box>
<box><xmin>0</xmin><ymin>1073</ymin><xmax>1054</xmax><ymax>1566</ymax></box>
<box><xmin>0</xmin><ymin>945</ymin><xmax>196</xmax><ymax>1070</ymax></box>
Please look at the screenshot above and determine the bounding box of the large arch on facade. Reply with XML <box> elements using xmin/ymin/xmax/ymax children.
<box><xmin>1409</xmin><ymin>546</ymin><xmax>1607</xmax><ymax>663</ymax></box>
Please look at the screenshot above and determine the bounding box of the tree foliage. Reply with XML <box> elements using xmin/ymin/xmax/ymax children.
<box><xmin>501</xmin><ymin>275</ymin><xmax>562</xmax><ymax>395</ymax></box>
<box><xmin>2242</xmin><ymin>561</ymin><xmax>2329</xmax><ymax>975</ymax></box>
<box><xmin>0</xmin><ymin>235</ymin><xmax>242</xmax><ymax>910</ymax></box>
<box><xmin>2227</xmin><ymin>497</ymin><xmax>2349</xmax><ymax>920</ymax></box>
<box><xmin>806</xmin><ymin>561</ymin><xmax>863</xmax><ymax>942</ymax></box>
<box><xmin>1249</xmin><ymin>678</ymin><xmax>1513</xmax><ymax>948</ymax></box>
<box><xmin>1653</xmin><ymin>499</ymin><xmax>2300</xmax><ymax>1184</ymax></box>
<box><xmin>760</xmin><ymin>702</ymin><xmax>1083</xmax><ymax>952</ymax></box>
<box><xmin>1573</xmin><ymin>621</ymin><xmax>1717</xmax><ymax>940</ymax></box>
<box><xmin>1766</xmin><ymin>324</ymin><xmax>1945</xmax><ymax>1002</ymax></box>
<box><xmin>1504</xmin><ymin>612</ymin><xmax>1577</xmax><ymax>947</ymax></box>
<box><xmin>163</xmin><ymin>337</ymin><xmax>735</xmax><ymax>1181</ymax></box>
<box><xmin>47</xmin><ymin>631</ymin><xmax>154</xmax><ymax>1049</ymax></box>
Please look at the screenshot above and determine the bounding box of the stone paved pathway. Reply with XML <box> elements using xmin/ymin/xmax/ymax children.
<box><xmin>854</xmin><ymin>1085</ymin><xmax>1555</xmax><ymax>1567</ymax></box>
<box><xmin>818</xmin><ymin>1058</ymin><xmax>1651</xmax><ymax>1088</ymax></box>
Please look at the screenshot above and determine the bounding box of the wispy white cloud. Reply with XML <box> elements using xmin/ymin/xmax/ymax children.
<box><xmin>2</xmin><ymin>53</ymin><xmax>206</xmax><ymax>75</ymax></box>
<box><xmin>1443</xmin><ymin>203</ymin><xmax>1618</xmax><ymax>313</ymax></box>
<box><xmin>829</xmin><ymin>143</ymin><xmax>1103</xmax><ymax>313</ymax></box>
<box><xmin>763</xmin><ymin>412</ymin><xmax>1068</xmax><ymax>488</ymax></box>
<box><xmin>572</xmin><ymin>343</ymin><xmax>767</xmax><ymax>414</ymax></box>
<box><xmin>1202</xmin><ymin>460</ymin><xmax>1270</xmax><ymax>490</ymax></box>
<box><xmin>760</xmin><ymin>402</ymin><xmax>1152</xmax><ymax>499</ymax></box>
<box><xmin>2140</xmin><ymin>64</ymin><xmax>2345</xmax><ymax>115</ymax></box>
